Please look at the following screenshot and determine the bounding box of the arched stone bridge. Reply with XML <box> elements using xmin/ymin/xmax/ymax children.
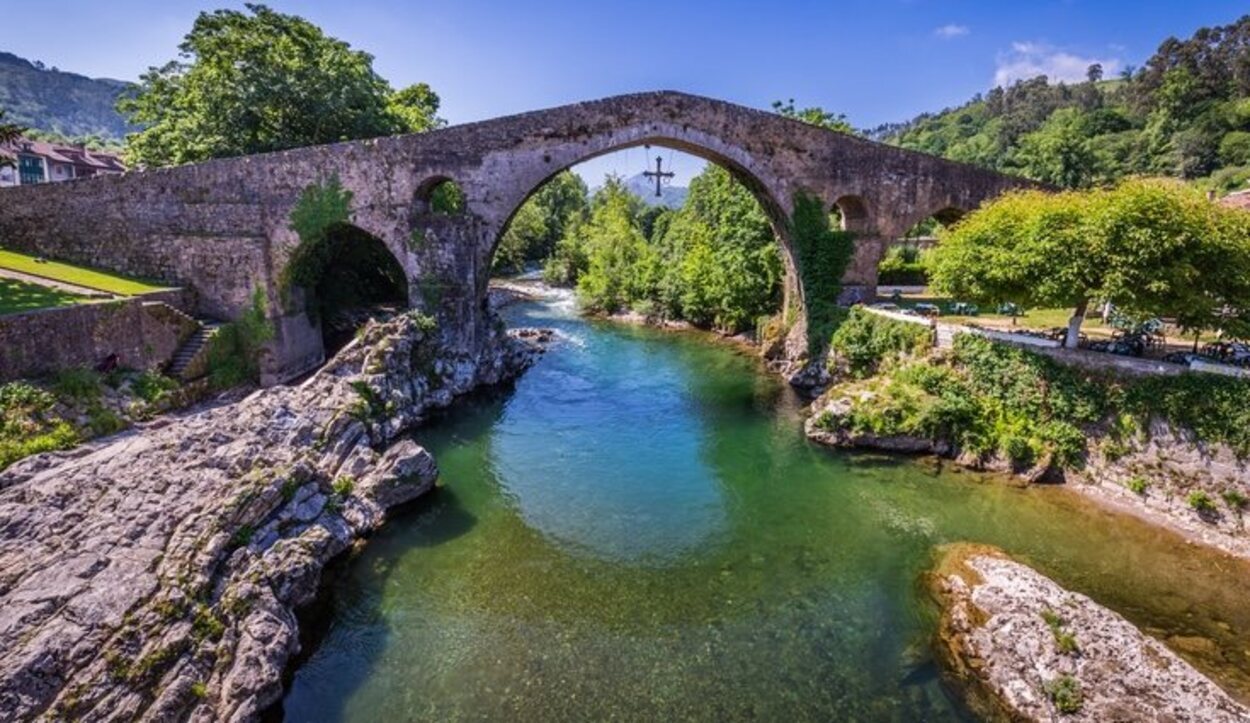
<box><xmin>0</xmin><ymin>91</ymin><xmax>1034</xmax><ymax>382</ymax></box>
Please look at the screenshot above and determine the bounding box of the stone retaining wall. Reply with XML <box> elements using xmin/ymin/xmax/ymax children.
<box><xmin>0</xmin><ymin>297</ymin><xmax>198</xmax><ymax>381</ymax></box>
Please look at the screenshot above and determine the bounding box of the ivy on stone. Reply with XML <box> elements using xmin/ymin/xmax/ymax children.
<box><xmin>790</xmin><ymin>191</ymin><xmax>855</xmax><ymax>354</ymax></box>
<box><xmin>281</xmin><ymin>176</ymin><xmax>354</xmax><ymax>295</ymax></box>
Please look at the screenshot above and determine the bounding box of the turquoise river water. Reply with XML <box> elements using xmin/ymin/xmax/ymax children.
<box><xmin>279</xmin><ymin>292</ymin><xmax>1250</xmax><ymax>721</ymax></box>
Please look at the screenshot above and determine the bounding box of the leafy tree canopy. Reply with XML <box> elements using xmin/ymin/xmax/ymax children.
<box><xmin>928</xmin><ymin>179</ymin><xmax>1250</xmax><ymax>345</ymax></box>
<box><xmin>772</xmin><ymin>99</ymin><xmax>856</xmax><ymax>134</ymax></box>
<box><xmin>875</xmin><ymin>15</ymin><xmax>1250</xmax><ymax>192</ymax></box>
<box><xmin>119</xmin><ymin>3</ymin><xmax>442</xmax><ymax>166</ymax></box>
<box><xmin>537</xmin><ymin>166</ymin><xmax>783</xmax><ymax>334</ymax></box>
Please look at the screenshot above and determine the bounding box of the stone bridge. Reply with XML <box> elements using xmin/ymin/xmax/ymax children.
<box><xmin>0</xmin><ymin>91</ymin><xmax>1034</xmax><ymax>383</ymax></box>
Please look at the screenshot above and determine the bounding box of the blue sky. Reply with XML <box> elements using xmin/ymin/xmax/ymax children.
<box><xmin>2</xmin><ymin>1</ymin><xmax>1246</xmax><ymax>184</ymax></box>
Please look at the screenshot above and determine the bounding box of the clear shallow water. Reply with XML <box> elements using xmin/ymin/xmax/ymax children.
<box><xmin>281</xmin><ymin>294</ymin><xmax>1250</xmax><ymax>721</ymax></box>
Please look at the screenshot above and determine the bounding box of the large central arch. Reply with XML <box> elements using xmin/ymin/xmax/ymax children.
<box><xmin>482</xmin><ymin>129</ymin><xmax>802</xmax><ymax>316</ymax></box>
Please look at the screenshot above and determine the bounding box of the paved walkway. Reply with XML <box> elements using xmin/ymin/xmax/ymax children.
<box><xmin>0</xmin><ymin>267</ymin><xmax>116</xmax><ymax>298</ymax></box>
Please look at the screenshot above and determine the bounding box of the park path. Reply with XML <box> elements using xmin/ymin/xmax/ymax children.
<box><xmin>0</xmin><ymin>266</ymin><xmax>116</xmax><ymax>298</ymax></box>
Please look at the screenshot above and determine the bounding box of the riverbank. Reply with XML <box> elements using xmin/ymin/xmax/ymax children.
<box><xmin>0</xmin><ymin>312</ymin><xmax>545</xmax><ymax>722</ymax></box>
<box><xmin>805</xmin><ymin>310</ymin><xmax>1250</xmax><ymax>565</ymax></box>
<box><xmin>930</xmin><ymin>544</ymin><xmax>1249</xmax><ymax>722</ymax></box>
<box><xmin>489</xmin><ymin>277</ymin><xmax>785</xmax><ymax>373</ymax></box>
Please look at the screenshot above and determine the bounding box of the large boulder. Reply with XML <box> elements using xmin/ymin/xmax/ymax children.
<box><xmin>930</xmin><ymin>544</ymin><xmax>1250</xmax><ymax>722</ymax></box>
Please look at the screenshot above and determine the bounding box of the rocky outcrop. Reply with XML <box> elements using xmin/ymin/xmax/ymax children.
<box><xmin>930</xmin><ymin>544</ymin><xmax>1250</xmax><ymax>722</ymax></box>
<box><xmin>0</xmin><ymin>312</ymin><xmax>544</xmax><ymax>722</ymax></box>
<box><xmin>805</xmin><ymin>394</ymin><xmax>946</xmax><ymax>454</ymax></box>
<box><xmin>1071</xmin><ymin>420</ymin><xmax>1250</xmax><ymax>561</ymax></box>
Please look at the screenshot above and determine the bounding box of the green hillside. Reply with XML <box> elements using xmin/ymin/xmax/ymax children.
<box><xmin>0</xmin><ymin>51</ymin><xmax>134</xmax><ymax>140</ymax></box>
<box><xmin>872</xmin><ymin>15</ymin><xmax>1250</xmax><ymax>192</ymax></box>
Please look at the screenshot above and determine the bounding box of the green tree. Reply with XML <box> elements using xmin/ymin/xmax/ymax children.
<box><xmin>388</xmin><ymin>83</ymin><xmax>445</xmax><ymax>133</ymax></box>
<box><xmin>929</xmin><ymin>179</ymin><xmax>1250</xmax><ymax>347</ymax></box>
<box><xmin>494</xmin><ymin>199</ymin><xmax>547</xmax><ymax>273</ymax></box>
<box><xmin>1013</xmin><ymin>108</ymin><xmax>1100</xmax><ymax>188</ymax></box>
<box><xmin>574</xmin><ymin>176</ymin><xmax>653</xmax><ymax>312</ymax></box>
<box><xmin>120</xmin><ymin>4</ymin><xmax>430</xmax><ymax>166</ymax></box>
<box><xmin>772</xmin><ymin>99</ymin><xmax>856</xmax><ymax>134</ymax></box>
<box><xmin>498</xmin><ymin>170</ymin><xmax>588</xmax><ymax>274</ymax></box>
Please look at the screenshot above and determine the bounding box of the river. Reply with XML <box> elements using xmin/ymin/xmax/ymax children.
<box><xmin>279</xmin><ymin>289</ymin><xmax>1250</xmax><ymax>721</ymax></box>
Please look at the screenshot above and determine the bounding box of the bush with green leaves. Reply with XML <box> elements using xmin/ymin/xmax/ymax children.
<box><xmin>877</xmin><ymin>245</ymin><xmax>929</xmax><ymax>286</ymax></box>
<box><xmin>830</xmin><ymin>334</ymin><xmax>1105</xmax><ymax>469</ymax></box>
<box><xmin>1044</xmin><ymin>674</ymin><xmax>1083</xmax><ymax>714</ymax></box>
<box><xmin>205</xmin><ymin>289</ymin><xmax>275</xmax><ymax>389</ymax></box>
<box><xmin>0</xmin><ymin>381</ymin><xmax>78</xmax><ymax>470</ymax></box>
<box><xmin>1188</xmin><ymin>490</ymin><xmax>1218</xmax><ymax>515</ymax></box>
<box><xmin>829</xmin><ymin>307</ymin><xmax>933</xmax><ymax>377</ymax></box>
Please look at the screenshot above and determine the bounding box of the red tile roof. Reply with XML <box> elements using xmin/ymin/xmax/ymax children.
<box><xmin>0</xmin><ymin>137</ymin><xmax>125</xmax><ymax>173</ymax></box>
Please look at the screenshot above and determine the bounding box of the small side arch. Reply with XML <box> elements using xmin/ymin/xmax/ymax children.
<box><xmin>413</xmin><ymin>175</ymin><xmax>467</xmax><ymax>216</ymax></box>
<box><xmin>831</xmin><ymin>195</ymin><xmax>875</xmax><ymax>234</ymax></box>
<box><xmin>302</xmin><ymin>222</ymin><xmax>409</xmax><ymax>353</ymax></box>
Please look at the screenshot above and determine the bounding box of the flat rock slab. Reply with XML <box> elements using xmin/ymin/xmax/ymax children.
<box><xmin>931</xmin><ymin>544</ymin><xmax>1250</xmax><ymax>722</ymax></box>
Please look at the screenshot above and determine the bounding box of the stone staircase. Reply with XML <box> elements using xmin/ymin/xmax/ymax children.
<box><xmin>166</xmin><ymin>320</ymin><xmax>222</xmax><ymax>380</ymax></box>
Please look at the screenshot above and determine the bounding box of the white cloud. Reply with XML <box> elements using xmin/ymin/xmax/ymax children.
<box><xmin>934</xmin><ymin>24</ymin><xmax>970</xmax><ymax>39</ymax></box>
<box><xmin>993</xmin><ymin>41</ymin><xmax>1121</xmax><ymax>87</ymax></box>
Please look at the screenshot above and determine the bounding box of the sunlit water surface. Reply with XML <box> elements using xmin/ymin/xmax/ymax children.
<box><xmin>280</xmin><ymin>291</ymin><xmax>1250</xmax><ymax>721</ymax></box>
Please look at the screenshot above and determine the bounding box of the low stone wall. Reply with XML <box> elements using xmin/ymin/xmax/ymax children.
<box><xmin>0</xmin><ymin>298</ymin><xmax>198</xmax><ymax>381</ymax></box>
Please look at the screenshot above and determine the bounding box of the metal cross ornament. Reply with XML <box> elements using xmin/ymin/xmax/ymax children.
<box><xmin>642</xmin><ymin>155</ymin><xmax>674</xmax><ymax>197</ymax></box>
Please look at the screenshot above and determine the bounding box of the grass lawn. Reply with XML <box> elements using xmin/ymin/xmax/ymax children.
<box><xmin>0</xmin><ymin>250</ymin><xmax>168</xmax><ymax>296</ymax></box>
<box><xmin>0</xmin><ymin>277</ymin><xmax>88</xmax><ymax>315</ymax></box>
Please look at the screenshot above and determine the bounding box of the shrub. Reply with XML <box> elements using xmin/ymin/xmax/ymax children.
<box><xmin>1125</xmin><ymin>374</ymin><xmax>1250</xmax><ymax>457</ymax></box>
<box><xmin>332</xmin><ymin>475</ymin><xmax>356</xmax><ymax>497</ymax></box>
<box><xmin>205</xmin><ymin>289</ymin><xmax>275</xmax><ymax>389</ymax></box>
<box><xmin>830</xmin><ymin>307</ymin><xmax>932</xmax><ymax>377</ymax></box>
<box><xmin>0</xmin><ymin>421</ymin><xmax>77</xmax><ymax>470</ymax></box>
<box><xmin>1041</xmin><ymin>609</ymin><xmax>1080</xmax><ymax>655</ymax></box>
<box><xmin>1188</xmin><ymin>490</ymin><xmax>1218</xmax><ymax>515</ymax></box>
<box><xmin>51</xmin><ymin>368</ymin><xmax>102</xmax><ymax>402</ymax></box>
<box><xmin>132</xmin><ymin>371</ymin><xmax>179</xmax><ymax>405</ymax></box>
<box><xmin>877</xmin><ymin>245</ymin><xmax>929</xmax><ymax>285</ymax></box>
<box><xmin>0</xmin><ymin>381</ymin><xmax>54</xmax><ymax>411</ymax></box>
<box><xmin>1126</xmin><ymin>475</ymin><xmax>1149</xmax><ymax>495</ymax></box>
<box><xmin>1045</xmin><ymin>674</ymin><xmax>1083</xmax><ymax>714</ymax></box>
<box><xmin>1222</xmin><ymin>489</ymin><xmax>1248</xmax><ymax>511</ymax></box>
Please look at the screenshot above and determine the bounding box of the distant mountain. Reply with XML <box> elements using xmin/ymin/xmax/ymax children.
<box><xmin>0</xmin><ymin>52</ymin><xmax>135</xmax><ymax>139</ymax></box>
<box><xmin>622</xmin><ymin>172</ymin><xmax>688</xmax><ymax>208</ymax></box>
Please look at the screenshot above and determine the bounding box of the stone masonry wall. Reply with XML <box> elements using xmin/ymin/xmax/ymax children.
<box><xmin>0</xmin><ymin>298</ymin><xmax>198</xmax><ymax>381</ymax></box>
<box><xmin>0</xmin><ymin>91</ymin><xmax>1038</xmax><ymax>383</ymax></box>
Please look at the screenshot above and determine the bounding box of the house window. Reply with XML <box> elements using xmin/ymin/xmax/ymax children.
<box><xmin>18</xmin><ymin>156</ymin><xmax>45</xmax><ymax>185</ymax></box>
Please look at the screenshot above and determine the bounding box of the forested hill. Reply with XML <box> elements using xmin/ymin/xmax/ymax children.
<box><xmin>0</xmin><ymin>51</ymin><xmax>134</xmax><ymax>140</ymax></box>
<box><xmin>872</xmin><ymin>15</ymin><xmax>1250</xmax><ymax>192</ymax></box>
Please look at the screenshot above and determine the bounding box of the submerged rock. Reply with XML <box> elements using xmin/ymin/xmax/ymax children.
<box><xmin>0</xmin><ymin>313</ymin><xmax>546</xmax><ymax>722</ymax></box>
<box><xmin>929</xmin><ymin>544</ymin><xmax>1250</xmax><ymax>722</ymax></box>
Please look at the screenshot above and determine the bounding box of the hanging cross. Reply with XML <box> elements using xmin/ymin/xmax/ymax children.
<box><xmin>642</xmin><ymin>155</ymin><xmax>674</xmax><ymax>197</ymax></box>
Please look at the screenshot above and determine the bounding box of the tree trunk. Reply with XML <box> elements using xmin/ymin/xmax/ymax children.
<box><xmin>1065</xmin><ymin>299</ymin><xmax>1089</xmax><ymax>349</ymax></box>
